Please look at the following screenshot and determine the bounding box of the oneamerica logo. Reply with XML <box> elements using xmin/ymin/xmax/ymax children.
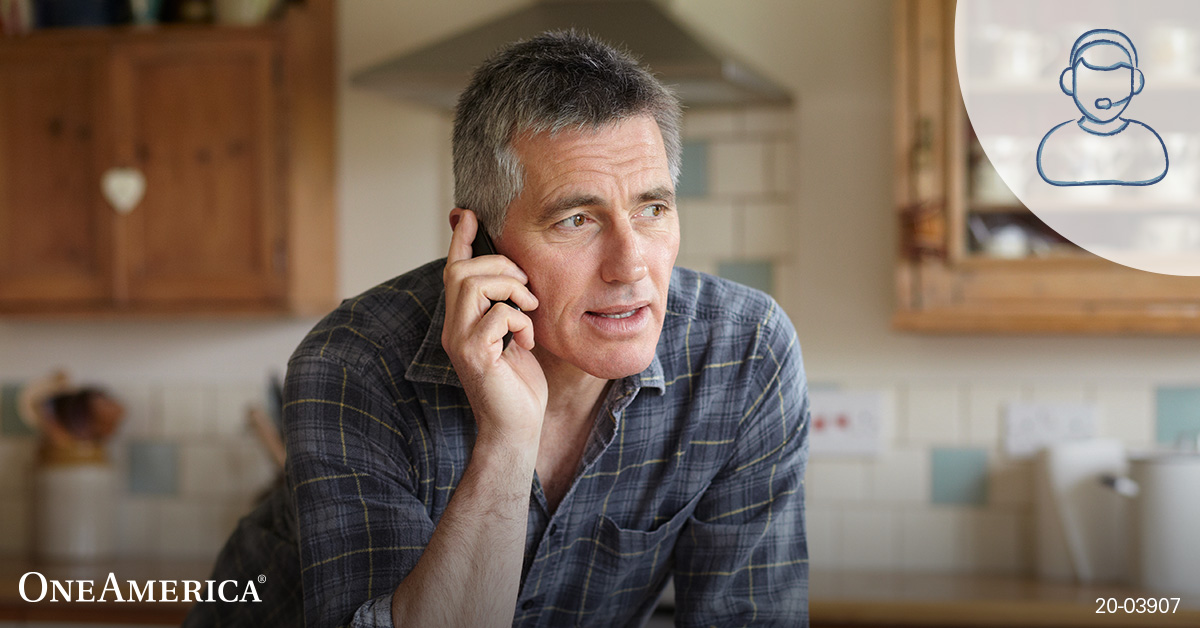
<box><xmin>19</xmin><ymin>572</ymin><xmax>264</xmax><ymax>603</ymax></box>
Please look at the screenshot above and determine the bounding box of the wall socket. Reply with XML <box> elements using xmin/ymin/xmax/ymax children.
<box><xmin>808</xmin><ymin>389</ymin><xmax>887</xmax><ymax>457</ymax></box>
<box><xmin>1004</xmin><ymin>402</ymin><xmax>1098</xmax><ymax>458</ymax></box>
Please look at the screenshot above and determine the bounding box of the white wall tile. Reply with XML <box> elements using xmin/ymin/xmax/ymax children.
<box><xmin>839</xmin><ymin>507</ymin><xmax>899</xmax><ymax>570</ymax></box>
<box><xmin>805</xmin><ymin>505</ymin><xmax>841</xmax><ymax>568</ymax></box>
<box><xmin>868</xmin><ymin>448</ymin><xmax>930</xmax><ymax>503</ymax></box>
<box><xmin>107</xmin><ymin>381</ymin><xmax>157</xmax><ymax>439</ymax></box>
<box><xmin>674</xmin><ymin>256</ymin><xmax>718</xmax><ymax>277</ymax></box>
<box><xmin>180</xmin><ymin>442</ymin><xmax>240</xmax><ymax>497</ymax></box>
<box><xmin>679</xmin><ymin>199</ymin><xmax>738</xmax><ymax>260</ymax></box>
<box><xmin>1027</xmin><ymin>382</ymin><xmax>1089</xmax><ymax>405</ymax></box>
<box><xmin>235</xmin><ymin>440</ymin><xmax>283</xmax><ymax>497</ymax></box>
<box><xmin>161</xmin><ymin>383</ymin><xmax>215</xmax><ymax>439</ymax></box>
<box><xmin>710</xmin><ymin>140</ymin><xmax>769</xmax><ymax>196</ymax></box>
<box><xmin>115</xmin><ymin>495</ymin><xmax>161</xmax><ymax>557</ymax></box>
<box><xmin>966</xmin><ymin>382</ymin><xmax>1022</xmax><ymax>447</ymax></box>
<box><xmin>743</xmin><ymin>107</ymin><xmax>794</xmax><ymax>135</ymax></box>
<box><xmin>214</xmin><ymin>381</ymin><xmax>265</xmax><ymax>437</ymax></box>
<box><xmin>741</xmin><ymin>201</ymin><xmax>796</xmax><ymax>258</ymax></box>
<box><xmin>768</xmin><ymin>140</ymin><xmax>795</xmax><ymax>196</ymax></box>
<box><xmin>898</xmin><ymin>507</ymin><xmax>968</xmax><ymax>572</ymax></box>
<box><xmin>898</xmin><ymin>506</ymin><xmax>1027</xmax><ymax>575</ymax></box>
<box><xmin>806</xmin><ymin>459</ymin><xmax>869</xmax><ymax>503</ymax></box>
<box><xmin>903</xmin><ymin>383</ymin><xmax>965</xmax><ymax>445</ymax></box>
<box><xmin>681</xmin><ymin>109</ymin><xmax>742</xmax><ymax>138</ymax></box>
<box><xmin>1093</xmin><ymin>383</ymin><xmax>1155</xmax><ymax>448</ymax></box>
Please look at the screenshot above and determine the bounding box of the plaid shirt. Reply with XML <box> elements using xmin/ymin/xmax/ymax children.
<box><xmin>284</xmin><ymin>259</ymin><xmax>810</xmax><ymax>628</ymax></box>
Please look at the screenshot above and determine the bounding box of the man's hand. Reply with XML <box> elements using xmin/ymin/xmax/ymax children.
<box><xmin>442</xmin><ymin>209</ymin><xmax>548</xmax><ymax>450</ymax></box>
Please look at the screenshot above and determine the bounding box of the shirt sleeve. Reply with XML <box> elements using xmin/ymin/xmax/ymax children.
<box><xmin>284</xmin><ymin>354</ymin><xmax>435</xmax><ymax>628</ymax></box>
<box><xmin>671</xmin><ymin>305</ymin><xmax>810</xmax><ymax>627</ymax></box>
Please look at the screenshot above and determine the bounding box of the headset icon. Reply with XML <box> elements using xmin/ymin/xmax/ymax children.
<box><xmin>1037</xmin><ymin>29</ymin><xmax>1168</xmax><ymax>187</ymax></box>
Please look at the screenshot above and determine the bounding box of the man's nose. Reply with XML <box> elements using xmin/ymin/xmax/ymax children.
<box><xmin>599</xmin><ymin>220</ymin><xmax>649</xmax><ymax>284</ymax></box>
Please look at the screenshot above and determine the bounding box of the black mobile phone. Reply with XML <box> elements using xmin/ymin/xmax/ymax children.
<box><xmin>471</xmin><ymin>220</ymin><xmax>519</xmax><ymax>350</ymax></box>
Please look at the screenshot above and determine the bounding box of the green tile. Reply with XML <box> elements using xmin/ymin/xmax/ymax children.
<box><xmin>717</xmin><ymin>260</ymin><xmax>774</xmax><ymax>296</ymax></box>
<box><xmin>1155</xmin><ymin>386</ymin><xmax>1200</xmax><ymax>446</ymax></box>
<box><xmin>1</xmin><ymin>383</ymin><xmax>35</xmax><ymax>437</ymax></box>
<box><xmin>677</xmin><ymin>140</ymin><xmax>709</xmax><ymax>198</ymax></box>
<box><xmin>128</xmin><ymin>440</ymin><xmax>179</xmax><ymax>496</ymax></box>
<box><xmin>931</xmin><ymin>447</ymin><xmax>989</xmax><ymax>506</ymax></box>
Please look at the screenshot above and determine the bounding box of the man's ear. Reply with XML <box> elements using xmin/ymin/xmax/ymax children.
<box><xmin>1059</xmin><ymin>67</ymin><xmax>1075</xmax><ymax>95</ymax></box>
<box><xmin>1133</xmin><ymin>69</ymin><xmax>1145</xmax><ymax>95</ymax></box>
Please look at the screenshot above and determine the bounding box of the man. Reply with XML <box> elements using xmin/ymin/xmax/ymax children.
<box><xmin>1037</xmin><ymin>28</ymin><xmax>1168</xmax><ymax>186</ymax></box>
<box><xmin>286</xmin><ymin>31</ymin><xmax>808</xmax><ymax>627</ymax></box>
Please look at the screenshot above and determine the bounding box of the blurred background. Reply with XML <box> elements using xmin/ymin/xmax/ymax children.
<box><xmin>1</xmin><ymin>0</ymin><xmax>1199</xmax><ymax>626</ymax></box>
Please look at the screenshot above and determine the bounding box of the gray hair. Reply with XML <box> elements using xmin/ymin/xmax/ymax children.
<box><xmin>452</xmin><ymin>30</ymin><xmax>683</xmax><ymax>238</ymax></box>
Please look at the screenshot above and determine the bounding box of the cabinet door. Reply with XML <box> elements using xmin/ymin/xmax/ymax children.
<box><xmin>113</xmin><ymin>37</ymin><xmax>285</xmax><ymax>309</ymax></box>
<box><xmin>0</xmin><ymin>44</ymin><xmax>114</xmax><ymax>307</ymax></box>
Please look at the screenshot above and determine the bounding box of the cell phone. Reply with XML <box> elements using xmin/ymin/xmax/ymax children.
<box><xmin>470</xmin><ymin>220</ymin><xmax>519</xmax><ymax>350</ymax></box>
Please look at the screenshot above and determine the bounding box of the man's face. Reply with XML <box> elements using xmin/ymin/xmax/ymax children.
<box><xmin>1071</xmin><ymin>45</ymin><xmax>1136</xmax><ymax>123</ymax></box>
<box><xmin>498</xmin><ymin>116</ymin><xmax>679</xmax><ymax>381</ymax></box>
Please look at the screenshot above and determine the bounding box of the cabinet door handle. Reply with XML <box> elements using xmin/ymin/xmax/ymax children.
<box><xmin>100</xmin><ymin>167</ymin><xmax>147</xmax><ymax>215</ymax></box>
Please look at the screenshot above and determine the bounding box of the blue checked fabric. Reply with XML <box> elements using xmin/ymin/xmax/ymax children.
<box><xmin>284</xmin><ymin>259</ymin><xmax>810</xmax><ymax>628</ymax></box>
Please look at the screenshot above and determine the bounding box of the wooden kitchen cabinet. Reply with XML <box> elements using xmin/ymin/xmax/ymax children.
<box><xmin>0</xmin><ymin>1</ymin><xmax>335</xmax><ymax>316</ymax></box>
<box><xmin>0</xmin><ymin>42</ymin><xmax>113</xmax><ymax>307</ymax></box>
<box><xmin>893</xmin><ymin>0</ymin><xmax>1200</xmax><ymax>334</ymax></box>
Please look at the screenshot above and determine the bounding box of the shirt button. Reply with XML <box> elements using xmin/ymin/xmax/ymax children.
<box><xmin>522</xmin><ymin>599</ymin><xmax>535</xmax><ymax>610</ymax></box>
<box><xmin>548</xmin><ymin>524</ymin><xmax>558</xmax><ymax>536</ymax></box>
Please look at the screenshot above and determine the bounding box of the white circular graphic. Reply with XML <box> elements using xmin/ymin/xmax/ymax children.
<box><xmin>957</xmin><ymin>0</ymin><xmax>1200</xmax><ymax>275</ymax></box>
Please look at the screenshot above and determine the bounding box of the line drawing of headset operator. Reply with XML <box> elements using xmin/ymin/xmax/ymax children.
<box><xmin>1037</xmin><ymin>28</ymin><xmax>1169</xmax><ymax>187</ymax></box>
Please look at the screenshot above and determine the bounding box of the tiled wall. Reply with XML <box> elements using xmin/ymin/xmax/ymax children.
<box><xmin>806</xmin><ymin>379</ymin><xmax>1200</xmax><ymax>576</ymax></box>
<box><xmin>674</xmin><ymin>106</ymin><xmax>1200</xmax><ymax>577</ymax></box>
<box><xmin>0</xmin><ymin>379</ymin><xmax>278</xmax><ymax>559</ymax></box>
<box><xmin>675</xmin><ymin>106</ymin><xmax>796</xmax><ymax>294</ymax></box>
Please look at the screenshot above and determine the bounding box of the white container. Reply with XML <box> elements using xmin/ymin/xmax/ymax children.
<box><xmin>1129</xmin><ymin>454</ymin><xmax>1200</xmax><ymax>596</ymax></box>
<box><xmin>35</xmin><ymin>462</ymin><xmax>117</xmax><ymax>561</ymax></box>
<box><xmin>1034</xmin><ymin>440</ymin><xmax>1130</xmax><ymax>583</ymax></box>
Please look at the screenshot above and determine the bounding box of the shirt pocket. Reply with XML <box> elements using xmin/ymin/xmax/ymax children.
<box><xmin>589</xmin><ymin>490</ymin><xmax>705</xmax><ymax>616</ymax></box>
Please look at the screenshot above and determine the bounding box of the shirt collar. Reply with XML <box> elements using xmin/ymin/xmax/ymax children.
<box><xmin>405</xmin><ymin>288</ymin><xmax>667</xmax><ymax>397</ymax></box>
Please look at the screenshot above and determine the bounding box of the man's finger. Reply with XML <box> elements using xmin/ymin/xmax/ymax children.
<box><xmin>477</xmin><ymin>302</ymin><xmax>532</xmax><ymax>351</ymax></box>
<box><xmin>458</xmin><ymin>275</ymin><xmax>538</xmax><ymax>314</ymax></box>
<box><xmin>447</xmin><ymin>208</ymin><xmax>478</xmax><ymax>265</ymax></box>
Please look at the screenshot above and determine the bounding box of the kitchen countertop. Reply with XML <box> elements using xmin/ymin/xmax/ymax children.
<box><xmin>4</xmin><ymin>558</ymin><xmax>1199</xmax><ymax>626</ymax></box>
<box><xmin>810</xmin><ymin>570</ymin><xmax>1200</xmax><ymax>627</ymax></box>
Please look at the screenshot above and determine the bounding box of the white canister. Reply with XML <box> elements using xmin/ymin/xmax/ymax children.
<box><xmin>1129</xmin><ymin>453</ymin><xmax>1200</xmax><ymax>596</ymax></box>
<box><xmin>34</xmin><ymin>460</ymin><xmax>117</xmax><ymax>561</ymax></box>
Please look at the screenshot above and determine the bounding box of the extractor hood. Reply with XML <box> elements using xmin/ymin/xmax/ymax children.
<box><xmin>350</xmin><ymin>0</ymin><xmax>792</xmax><ymax>109</ymax></box>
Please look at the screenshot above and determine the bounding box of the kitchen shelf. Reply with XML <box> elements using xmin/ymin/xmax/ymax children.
<box><xmin>967</xmin><ymin>77</ymin><xmax>1200</xmax><ymax>95</ymax></box>
<box><xmin>892</xmin><ymin>0</ymin><xmax>1200</xmax><ymax>334</ymax></box>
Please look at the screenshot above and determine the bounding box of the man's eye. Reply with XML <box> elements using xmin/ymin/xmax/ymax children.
<box><xmin>641</xmin><ymin>204</ymin><xmax>665</xmax><ymax>217</ymax></box>
<box><xmin>559</xmin><ymin>214</ymin><xmax>587</xmax><ymax>228</ymax></box>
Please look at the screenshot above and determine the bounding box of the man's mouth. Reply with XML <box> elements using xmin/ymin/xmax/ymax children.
<box><xmin>595</xmin><ymin>310</ymin><xmax>637</xmax><ymax>319</ymax></box>
<box><xmin>583</xmin><ymin>304</ymin><xmax>651</xmax><ymax>336</ymax></box>
<box><xmin>585</xmin><ymin>303</ymin><xmax>650</xmax><ymax>321</ymax></box>
<box><xmin>1096</xmin><ymin>98</ymin><xmax>1113</xmax><ymax>110</ymax></box>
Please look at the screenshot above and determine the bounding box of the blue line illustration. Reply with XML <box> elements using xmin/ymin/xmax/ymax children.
<box><xmin>1037</xmin><ymin>29</ymin><xmax>1169</xmax><ymax>187</ymax></box>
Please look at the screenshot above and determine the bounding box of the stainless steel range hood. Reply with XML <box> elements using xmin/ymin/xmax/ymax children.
<box><xmin>350</xmin><ymin>0</ymin><xmax>792</xmax><ymax>109</ymax></box>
